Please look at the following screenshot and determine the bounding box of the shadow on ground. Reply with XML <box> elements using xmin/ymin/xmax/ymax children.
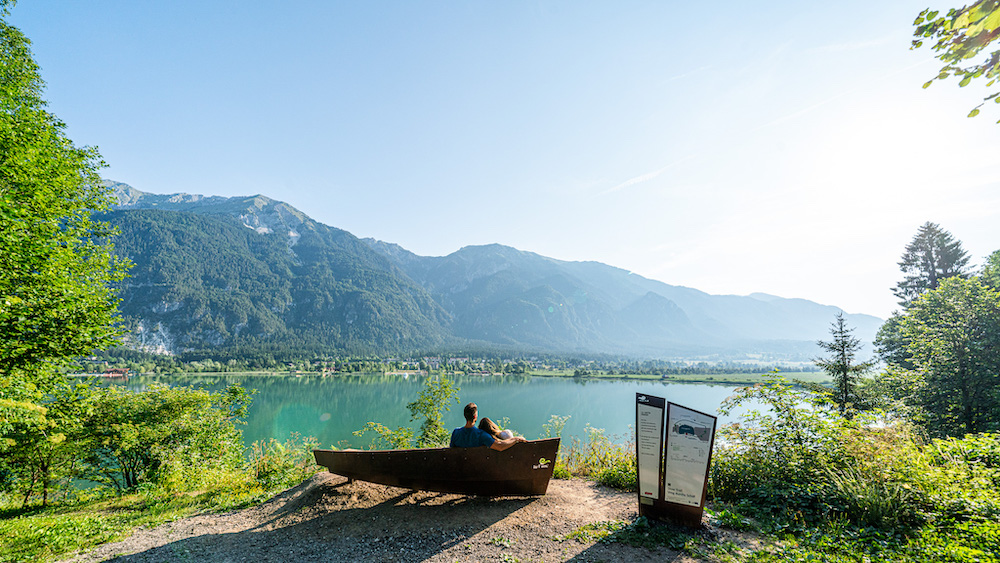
<box><xmin>99</xmin><ymin>476</ymin><xmax>538</xmax><ymax>562</ymax></box>
<box><xmin>70</xmin><ymin>474</ymin><xmax>706</xmax><ymax>562</ymax></box>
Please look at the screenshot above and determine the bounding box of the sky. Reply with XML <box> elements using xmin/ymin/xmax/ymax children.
<box><xmin>8</xmin><ymin>1</ymin><xmax>1000</xmax><ymax>320</ymax></box>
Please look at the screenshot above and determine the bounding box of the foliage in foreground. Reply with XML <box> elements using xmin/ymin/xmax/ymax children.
<box><xmin>0</xmin><ymin>432</ymin><xmax>319</xmax><ymax>563</ymax></box>
<box><xmin>1</xmin><ymin>6</ymin><xmax>131</xmax><ymax>464</ymax></box>
<box><xmin>0</xmin><ymin>382</ymin><xmax>320</xmax><ymax>563</ymax></box>
<box><xmin>558</xmin><ymin>376</ymin><xmax>1000</xmax><ymax>562</ymax></box>
<box><xmin>709</xmin><ymin>377</ymin><xmax>1000</xmax><ymax>562</ymax></box>
<box><xmin>912</xmin><ymin>1</ymin><xmax>1000</xmax><ymax>120</ymax></box>
<box><xmin>558</xmin><ymin>423</ymin><xmax>636</xmax><ymax>490</ymax></box>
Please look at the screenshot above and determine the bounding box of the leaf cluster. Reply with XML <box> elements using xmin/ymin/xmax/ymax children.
<box><xmin>913</xmin><ymin>1</ymin><xmax>1000</xmax><ymax>119</ymax></box>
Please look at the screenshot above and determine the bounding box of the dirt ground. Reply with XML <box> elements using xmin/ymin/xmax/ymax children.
<box><xmin>56</xmin><ymin>473</ymin><xmax>738</xmax><ymax>562</ymax></box>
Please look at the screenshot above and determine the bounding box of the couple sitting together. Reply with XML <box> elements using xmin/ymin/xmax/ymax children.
<box><xmin>449</xmin><ymin>402</ymin><xmax>527</xmax><ymax>451</ymax></box>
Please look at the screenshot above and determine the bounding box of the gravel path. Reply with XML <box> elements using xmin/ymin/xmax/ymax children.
<box><xmin>57</xmin><ymin>473</ymin><xmax>715</xmax><ymax>562</ymax></box>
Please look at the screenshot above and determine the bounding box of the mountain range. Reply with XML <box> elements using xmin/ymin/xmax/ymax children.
<box><xmin>103</xmin><ymin>181</ymin><xmax>883</xmax><ymax>360</ymax></box>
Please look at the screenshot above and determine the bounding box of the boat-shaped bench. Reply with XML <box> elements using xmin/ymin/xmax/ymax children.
<box><xmin>313</xmin><ymin>438</ymin><xmax>560</xmax><ymax>496</ymax></box>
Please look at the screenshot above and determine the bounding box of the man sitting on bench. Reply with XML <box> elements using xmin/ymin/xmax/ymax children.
<box><xmin>450</xmin><ymin>403</ymin><xmax>526</xmax><ymax>451</ymax></box>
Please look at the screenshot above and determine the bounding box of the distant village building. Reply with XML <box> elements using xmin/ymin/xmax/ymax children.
<box><xmin>101</xmin><ymin>368</ymin><xmax>130</xmax><ymax>378</ymax></box>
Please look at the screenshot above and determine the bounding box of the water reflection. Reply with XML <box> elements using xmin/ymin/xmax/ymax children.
<box><xmin>112</xmin><ymin>374</ymin><xmax>746</xmax><ymax>449</ymax></box>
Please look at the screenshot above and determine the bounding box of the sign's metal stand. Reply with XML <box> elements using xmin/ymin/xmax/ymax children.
<box><xmin>635</xmin><ymin>393</ymin><xmax>718</xmax><ymax>527</ymax></box>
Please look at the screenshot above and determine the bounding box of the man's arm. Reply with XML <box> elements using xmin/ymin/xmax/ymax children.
<box><xmin>489</xmin><ymin>435</ymin><xmax>527</xmax><ymax>451</ymax></box>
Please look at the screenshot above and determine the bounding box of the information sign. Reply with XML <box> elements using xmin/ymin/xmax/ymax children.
<box><xmin>634</xmin><ymin>395</ymin><xmax>718</xmax><ymax>527</ymax></box>
<box><xmin>663</xmin><ymin>403</ymin><xmax>717</xmax><ymax>507</ymax></box>
<box><xmin>635</xmin><ymin>394</ymin><xmax>665</xmax><ymax>499</ymax></box>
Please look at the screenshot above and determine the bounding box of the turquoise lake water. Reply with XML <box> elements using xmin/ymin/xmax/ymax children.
<box><xmin>113</xmin><ymin>373</ymin><xmax>749</xmax><ymax>449</ymax></box>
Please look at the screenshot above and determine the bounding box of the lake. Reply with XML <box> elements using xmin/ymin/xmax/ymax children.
<box><xmin>112</xmin><ymin>373</ymin><xmax>751</xmax><ymax>449</ymax></box>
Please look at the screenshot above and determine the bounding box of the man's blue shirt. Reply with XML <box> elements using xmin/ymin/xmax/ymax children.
<box><xmin>450</xmin><ymin>426</ymin><xmax>495</xmax><ymax>448</ymax></box>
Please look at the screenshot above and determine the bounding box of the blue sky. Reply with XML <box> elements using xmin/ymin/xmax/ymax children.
<box><xmin>10</xmin><ymin>1</ymin><xmax>1000</xmax><ymax>320</ymax></box>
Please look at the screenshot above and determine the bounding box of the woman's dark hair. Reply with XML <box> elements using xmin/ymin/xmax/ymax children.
<box><xmin>479</xmin><ymin>417</ymin><xmax>501</xmax><ymax>438</ymax></box>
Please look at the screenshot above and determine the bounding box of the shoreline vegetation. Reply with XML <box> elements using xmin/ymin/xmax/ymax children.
<box><xmin>69</xmin><ymin>369</ymin><xmax>832</xmax><ymax>386</ymax></box>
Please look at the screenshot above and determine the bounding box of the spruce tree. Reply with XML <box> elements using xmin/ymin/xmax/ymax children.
<box><xmin>815</xmin><ymin>312</ymin><xmax>872</xmax><ymax>418</ymax></box>
<box><xmin>893</xmin><ymin>221</ymin><xmax>971</xmax><ymax>308</ymax></box>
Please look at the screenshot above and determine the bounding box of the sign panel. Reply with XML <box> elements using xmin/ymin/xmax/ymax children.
<box><xmin>663</xmin><ymin>403</ymin><xmax>717</xmax><ymax>507</ymax></box>
<box><xmin>635</xmin><ymin>394</ymin><xmax>665</xmax><ymax>499</ymax></box>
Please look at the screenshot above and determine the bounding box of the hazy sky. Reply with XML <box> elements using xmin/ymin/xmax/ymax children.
<box><xmin>10</xmin><ymin>1</ymin><xmax>1000</xmax><ymax>319</ymax></box>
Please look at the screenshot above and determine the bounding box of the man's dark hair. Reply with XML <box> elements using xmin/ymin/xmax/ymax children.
<box><xmin>464</xmin><ymin>402</ymin><xmax>478</xmax><ymax>422</ymax></box>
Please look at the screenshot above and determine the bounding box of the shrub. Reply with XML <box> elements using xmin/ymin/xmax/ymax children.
<box><xmin>248</xmin><ymin>433</ymin><xmax>321</xmax><ymax>489</ymax></box>
<box><xmin>561</xmin><ymin>425</ymin><xmax>636</xmax><ymax>491</ymax></box>
<box><xmin>710</xmin><ymin>375</ymin><xmax>1000</xmax><ymax>540</ymax></box>
<box><xmin>710</xmin><ymin>377</ymin><xmax>928</xmax><ymax>528</ymax></box>
<box><xmin>825</xmin><ymin>466</ymin><xmax>919</xmax><ymax>528</ymax></box>
<box><xmin>79</xmin><ymin>384</ymin><xmax>252</xmax><ymax>491</ymax></box>
<box><xmin>711</xmin><ymin>378</ymin><xmax>857</xmax><ymax>497</ymax></box>
<box><xmin>595</xmin><ymin>457</ymin><xmax>636</xmax><ymax>490</ymax></box>
<box><xmin>352</xmin><ymin>422</ymin><xmax>414</xmax><ymax>450</ymax></box>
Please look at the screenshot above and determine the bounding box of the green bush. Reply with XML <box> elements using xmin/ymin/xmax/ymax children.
<box><xmin>352</xmin><ymin>422</ymin><xmax>415</xmax><ymax>450</ymax></box>
<box><xmin>80</xmin><ymin>383</ymin><xmax>252</xmax><ymax>491</ymax></box>
<box><xmin>710</xmin><ymin>374</ymin><xmax>1000</xmax><ymax>563</ymax></box>
<box><xmin>711</xmin><ymin>378</ymin><xmax>856</xmax><ymax>498</ymax></box>
<box><xmin>595</xmin><ymin>458</ymin><xmax>636</xmax><ymax>490</ymax></box>
<box><xmin>249</xmin><ymin>433</ymin><xmax>320</xmax><ymax>489</ymax></box>
<box><xmin>560</xmin><ymin>425</ymin><xmax>636</xmax><ymax>490</ymax></box>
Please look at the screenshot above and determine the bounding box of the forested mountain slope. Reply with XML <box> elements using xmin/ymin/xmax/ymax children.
<box><xmin>106</xmin><ymin>182</ymin><xmax>881</xmax><ymax>359</ymax></box>
<box><xmin>105</xmin><ymin>184</ymin><xmax>452</xmax><ymax>356</ymax></box>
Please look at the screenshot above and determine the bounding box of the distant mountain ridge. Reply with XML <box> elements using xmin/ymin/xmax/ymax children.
<box><xmin>104</xmin><ymin>181</ymin><xmax>882</xmax><ymax>359</ymax></box>
<box><xmin>361</xmin><ymin>240</ymin><xmax>882</xmax><ymax>356</ymax></box>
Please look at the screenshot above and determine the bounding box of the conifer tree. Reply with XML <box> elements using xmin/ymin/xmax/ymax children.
<box><xmin>815</xmin><ymin>312</ymin><xmax>872</xmax><ymax>418</ymax></box>
<box><xmin>893</xmin><ymin>222</ymin><xmax>970</xmax><ymax>308</ymax></box>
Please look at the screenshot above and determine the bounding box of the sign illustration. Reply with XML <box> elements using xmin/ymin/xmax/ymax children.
<box><xmin>663</xmin><ymin>403</ymin><xmax>716</xmax><ymax>507</ymax></box>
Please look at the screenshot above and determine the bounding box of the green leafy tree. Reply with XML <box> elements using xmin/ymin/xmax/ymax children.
<box><xmin>912</xmin><ymin>1</ymin><xmax>1000</xmax><ymax>120</ymax></box>
<box><xmin>981</xmin><ymin>249</ymin><xmax>1000</xmax><ymax>289</ymax></box>
<box><xmin>0</xmin><ymin>4</ymin><xmax>129</xmax><ymax>406</ymax></box>
<box><xmin>3</xmin><ymin>381</ymin><xmax>94</xmax><ymax>506</ymax></box>
<box><xmin>80</xmin><ymin>384</ymin><xmax>251</xmax><ymax>490</ymax></box>
<box><xmin>407</xmin><ymin>374</ymin><xmax>460</xmax><ymax>447</ymax></box>
<box><xmin>874</xmin><ymin>313</ymin><xmax>915</xmax><ymax>370</ymax></box>
<box><xmin>814</xmin><ymin>313</ymin><xmax>874</xmax><ymax>418</ymax></box>
<box><xmin>352</xmin><ymin>374</ymin><xmax>460</xmax><ymax>449</ymax></box>
<box><xmin>898</xmin><ymin>277</ymin><xmax>1000</xmax><ymax>436</ymax></box>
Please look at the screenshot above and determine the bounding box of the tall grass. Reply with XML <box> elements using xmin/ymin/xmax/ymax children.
<box><xmin>557</xmin><ymin>424</ymin><xmax>636</xmax><ymax>490</ymax></box>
